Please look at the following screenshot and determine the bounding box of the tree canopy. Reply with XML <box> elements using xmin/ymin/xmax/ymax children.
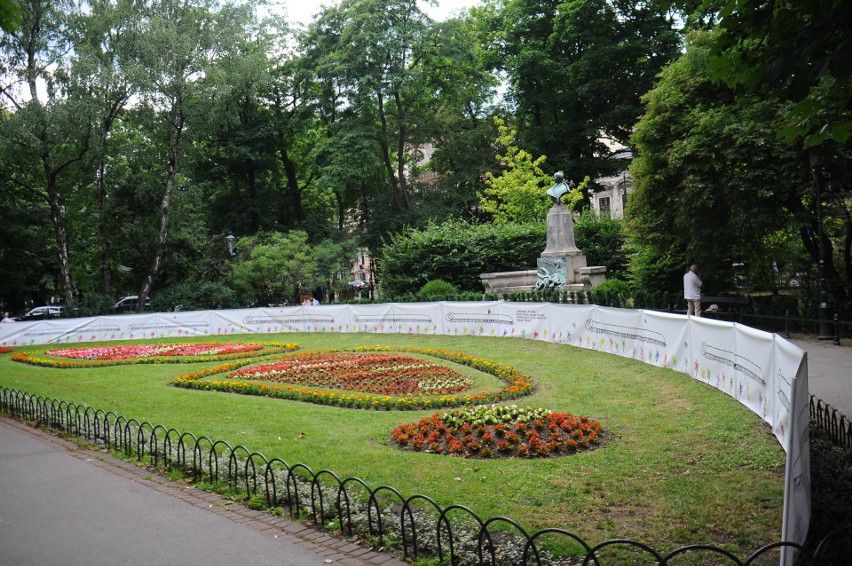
<box><xmin>629</xmin><ymin>31</ymin><xmax>849</xmax><ymax>303</ymax></box>
<box><xmin>1</xmin><ymin>0</ymin><xmax>849</xmax><ymax>317</ymax></box>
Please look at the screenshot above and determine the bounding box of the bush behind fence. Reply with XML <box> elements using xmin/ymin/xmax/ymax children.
<box><xmin>2</xmin><ymin>386</ymin><xmax>847</xmax><ymax>565</ymax></box>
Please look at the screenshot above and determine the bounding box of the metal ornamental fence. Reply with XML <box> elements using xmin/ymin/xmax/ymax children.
<box><xmin>1</xmin><ymin>386</ymin><xmax>842</xmax><ymax>566</ymax></box>
<box><xmin>810</xmin><ymin>396</ymin><xmax>852</xmax><ymax>451</ymax></box>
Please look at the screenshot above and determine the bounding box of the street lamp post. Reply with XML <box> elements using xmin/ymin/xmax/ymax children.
<box><xmin>225</xmin><ymin>233</ymin><xmax>237</xmax><ymax>257</ymax></box>
<box><xmin>809</xmin><ymin>148</ymin><xmax>832</xmax><ymax>339</ymax></box>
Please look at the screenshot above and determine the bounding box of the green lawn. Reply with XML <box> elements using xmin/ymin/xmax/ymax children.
<box><xmin>0</xmin><ymin>332</ymin><xmax>786</xmax><ymax>555</ymax></box>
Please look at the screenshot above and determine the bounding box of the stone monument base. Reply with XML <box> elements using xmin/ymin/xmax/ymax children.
<box><xmin>480</xmin><ymin>267</ymin><xmax>603</xmax><ymax>295</ymax></box>
<box><xmin>480</xmin><ymin>270</ymin><xmax>537</xmax><ymax>293</ymax></box>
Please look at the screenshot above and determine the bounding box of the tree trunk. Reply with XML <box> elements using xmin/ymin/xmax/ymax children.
<box><xmin>138</xmin><ymin>107</ymin><xmax>184</xmax><ymax>309</ymax></box>
<box><xmin>393</xmin><ymin>90</ymin><xmax>412</xmax><ymax>209</ymax></box>
<box><xmin>97</xmin><ymin>141</ymin><xmax>112</xmax><ymax>296</ymax></box>
<box><xmin>376</xmin><ymin>91</ymin><xmax>405</xmax><ymax>210</ymax></box>
<box><xmin>45</xmin><ymin>172</ymin><xmax>75</xmax><ymax>306</ymax></box>
<box><xmin>246</xmin><ymin>157</ymin><xmax>259</xmax><ymax>232</ymax></box>
<box><xmin>279</xmin><ymin>144</ymin><xmax>305</xmax><ymax>224</ymax></box>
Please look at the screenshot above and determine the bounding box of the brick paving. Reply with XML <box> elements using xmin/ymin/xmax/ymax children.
<box><xmin>1</xmin><ymin>416</ymin><xmax>409</xmax><ymax>566</ymax></box>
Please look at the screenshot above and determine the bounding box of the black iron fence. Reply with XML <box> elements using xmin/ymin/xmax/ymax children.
<box><xmin>0</xmin><ymin>385</ymin><xmax>846</xmax><ymax>565</ymax></box>
<box><xmin>810</xmin><ymin>395</ymin><xmax>852</xmax><ymax>451</ymax></box>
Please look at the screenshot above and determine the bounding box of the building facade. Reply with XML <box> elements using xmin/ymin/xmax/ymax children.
<box><xmin>589</xmin><ymin>151</ymin><xmax>633</xmax><ymax>219</ymax></box>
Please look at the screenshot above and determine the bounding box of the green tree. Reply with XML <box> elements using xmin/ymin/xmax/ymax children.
<box><xmin>305</xmin><ymin>0</ymin><xmax>447</xmax><ymax>213</ymax></box>
<box><xmin>188</xmin><ymin>12</ymin><xmax>280</xmax><ymax>234</ymax></box>
<box><xmin>480</xmin><ymin>118</ymin><xmax>583</xmax><ymax>223</ymax></box>
<box><xmin>474</xmin><ymin>0</ymin><xmax>680</xmax><ymax>182</ymax></box>
<box><xmin>412</xmin><ymin>16</ymin><xmax>502</xmax><ymax>220</ymax></box>
<box><xmin>0</xmin><ymin>0</ymin><xmax>21</xmax><ymax>31</ymax></box>
<box><xmin>231</xmin><ymin>230</ymin><xmax>316</xmax><ymax>305</ymax></box>
<box><xmin>0</xmin><ymin>0</ymin><xmax>92</xmax><ymax>306</ymax></box>
<box><xmin>694</xmin><ymin>0</ymin><xmax>851</xmax><ymax>147</ymax></box>
<box><xmin>627</xmin><ymin>31</ymin><xmax>849</xmax><ymax>301</ymax></box>
<box><xmin>130</xmin><ymin>0</ymin><xmax>249</xmax><ymax>308</ymax></box>
<box><xmin>66</xmin><ymin>0</ymin><xmax>138</xmax><ymax>297</ymax></box>
<box><xmin>310</xmin><ymin>236</ymin><xmax>359</xmax><ymax>297</ymax></box>
<box><xmin>479</xmin><ymin>117</ymin><xmax>552</xmax><ymax>223</ymax></box>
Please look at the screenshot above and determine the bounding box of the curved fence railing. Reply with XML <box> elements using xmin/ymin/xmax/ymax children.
<box><xmin>1</xmin><ymin>385</ymin><xmax>843</xmax><ymax>566</ymax></box>
<box><xmin>810</xmin><ymin>395</ymin><xmax>852</xmax><ymax>451</ymax></box>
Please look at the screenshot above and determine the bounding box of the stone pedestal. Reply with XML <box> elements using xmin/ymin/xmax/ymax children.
<box><xmin>536</xmin><ymin>203</ymin><xmax>588</xmax><ymax>289</ymax></box>
<box><xmin>480</xmin><ymin>270</ymin><xmax>538</xmax><ymax>293</ymax></box>
<box><xmin>480</xmin><ymin>196</ymin><xmax>608</xmax><ymax>294</ymax></box>
<box><xmin>541</xmin><ymin>204</ymin><xmax>580</xmax><ymax>256</ymax></box>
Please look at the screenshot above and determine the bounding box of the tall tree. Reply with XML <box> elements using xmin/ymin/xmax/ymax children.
<box><xmin>66</xmin><ymin>0</ymin><xmax>137</xmax><ymax>296</ymax></box>
<box><xmin>475</xmin><ymin>0</ymin><xmax>680</xmax><ymax>182</ymax></box>
<box><xmin>189</xmin><ymin>8</ymin><xmax>287</xmax><ymax>235</ymax></box>
<box><xmin>628</xmin><ymin>31</ymin><xmax>848</xmax><ymax>302</ymax></box>
<box><xmin>304</xmin><ymin>0</ymin><xmax>439</xmax><ymax>212</ymax></box>
<box><xmin>415</xmin><ymin>15</ymin><xmax>502</xmax><ymax>219</ymax></box>
<box><xmin>0</xmin><ymin>0</ymin><xmax>92</xmax><ymax>306</ymax></box>
<box><xmin>695</xmin><ymin>0</ymin><xmax>851</xmax><ymax>148</ymax></box>
<box><xmin>130</xmin><ymin>0</ymin><xmax>235</xmax><ymax>308</ymax></box>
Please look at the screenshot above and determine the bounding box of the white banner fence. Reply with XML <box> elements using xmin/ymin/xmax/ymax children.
<box><xmin>0</xmin><ymin>302</ymin><xmax>810</xmax><ymax>556</ymax></box>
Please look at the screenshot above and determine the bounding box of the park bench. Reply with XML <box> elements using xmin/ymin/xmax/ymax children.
<box><xmin>698</xmin><ymin>295</ymin><xmax>750</xmax><ymax>321</ymax></box>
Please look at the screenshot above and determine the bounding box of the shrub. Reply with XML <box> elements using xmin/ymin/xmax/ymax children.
<box><xmin>379</xmin><ymin>220</ymin><xmax>546</xmax><ymax>298</ymax></box>
<box><xmin>590</xmin><ymin>278</ymin><xmax>631</xmax><ymax>307</ymax></box>
<box><xmin>417</xmin><ymin>280</ymin><xmax>458</xmax><ymax>300</ymax></box>
<box><xmin>574</xmin><ymin>210</ymin><xmax>629</xmax><ymax>279</ymax></box>
<box><xmin>152</xmin><ymin>281</ymin><xmax>239</xmax><ymax>311</ymax></box>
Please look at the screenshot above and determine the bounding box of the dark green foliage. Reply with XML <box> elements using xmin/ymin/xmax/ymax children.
<box><xmin>378</xmin><ymin>221</ymin><xmax>546</xmax><ymax>298</ymax></box>
<box><xmin>151</xmin><ymin>281</ymin><xmax>239</xmax><ymax>312</ymax></box>
<box><xmin>806</xmin><ymin>430</ymin><xmax>852</xmax><ymax>563</ymax></box>
<box><xmin>574</xmin><ymin>211</ymin><xmax>628</xmax><ymax>279</ymax></box>
<box><xmin>417</xmin><ymin>280</ymin><xmax>458</xmax><ymax>300</ymax></box>
<box><xmin>475</xmin><ymin>0</ymin><xmax>680</xmax><ymax>182</ymax></box>
<box><xmin>700</xmin><ymin>0</ymin><xmax>852</xmax><ymax>147</ymax></box>
<box><xmin>628</xmin><ymin>31</ymin><xmax>818</xmax><ymax>298</ymax></box>
<box><xmin>590</xmin><ymin>278</ymin><xmax>631</xmax><ymax>307</ymax></box>
<box><xmin>0</xmin><ymin>188</ymin><xmax>58</xmax><ymax>313</ymax></box>
<box><xmin>66</xmin><ymin>294</ymin><xmax>117</xmax><ymax>318</ymax></box>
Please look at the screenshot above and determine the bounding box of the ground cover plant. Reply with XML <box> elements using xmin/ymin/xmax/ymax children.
<box><xmin>0</xmin><ymin>333</ymin><xmax>787</xmax><ymax>559</ymax></box>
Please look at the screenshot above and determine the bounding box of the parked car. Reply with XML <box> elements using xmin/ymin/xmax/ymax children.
<box><xmin>15</xmin><ymin>306</ymin><xmax>64</xmax><ymax>321</ymax></box>
<box><xmin>113</xmin><ymin>295</ymin><xmax>151</xmax><ymax>312</ymax></box>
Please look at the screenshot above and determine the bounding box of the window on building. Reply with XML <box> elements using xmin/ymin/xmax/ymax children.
<box><xmin>599</xmin><ymin>196</ymin><xmax>611</xmax><ymax>216</ymax></box>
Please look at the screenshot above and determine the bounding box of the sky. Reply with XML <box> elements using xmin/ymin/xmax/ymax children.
<box><xmin>280</xmin><ymin>0</ymin><xmax>483</xmax><ymax>27</ymax></box>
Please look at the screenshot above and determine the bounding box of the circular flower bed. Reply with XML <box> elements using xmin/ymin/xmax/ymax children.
<box><xmin>391</xmin><ymin>405</ymin><xmax>603</xmax><ymax>459</ymax></box>
<box><xmin>174</xmin><ymin>347</ymin><xmax>537</xmax><ymax>410</ymax></box>
<box><xmin>226</xmin><ymin>352</ymin><xmax>473</xmax><ymax>395</ymax></box>
<box><xmin>12</xmin><ymin>342</ymin><xmax>299</xmax><ymax>368</ymax></box>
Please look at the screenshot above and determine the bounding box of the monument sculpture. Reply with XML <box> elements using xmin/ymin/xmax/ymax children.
<box><xmin>480</xmin><ymin>171</ymin><xmax>606</xmax><ymax>294</ymax></box>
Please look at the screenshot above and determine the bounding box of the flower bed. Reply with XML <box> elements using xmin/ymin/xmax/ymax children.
<box><xmin>0</xmin><ymin>346</ymin><xmax>13</xmax><ymax>354</ymax></box>
<box><xmin>226</xmin><ymin>352</ymin><xmax>473</xmax><ymax>395</ymax></box>
<box><xmin>12</xmin><ymin>342</ymin><xmax>299</xmax><ymax>368</ymax></box>
<box><xmin>391</xmin><ymin>405</ymin><xmax>603</xmax><ymax>459</ymax></box>
<box><xmin>174</xmin><ymin>347</ymin><xmax>538</xmax><ymax>410</ymax></box>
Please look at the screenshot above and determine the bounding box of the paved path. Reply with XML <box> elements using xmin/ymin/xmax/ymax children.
<box><xmin>0</xmin><ymin>417</ymin><xmax>406</xmax><ymax>566</ymax></box>
<box><xmin>792</xmin><ymin>336</ymin><xmax>852</xmax><ymax>418</ymax></box>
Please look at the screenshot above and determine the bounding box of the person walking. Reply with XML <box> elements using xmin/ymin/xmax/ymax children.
<box><xmin>684</xmin><ymin>264</ymin><xmax>702</xmax><ymax>317</ymax></box>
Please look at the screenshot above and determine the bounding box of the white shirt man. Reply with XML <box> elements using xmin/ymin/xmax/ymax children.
<box><xmin>683</xmin><ymin>264</ymin><xmax>702</xmax><ymax>317</ymax></box>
